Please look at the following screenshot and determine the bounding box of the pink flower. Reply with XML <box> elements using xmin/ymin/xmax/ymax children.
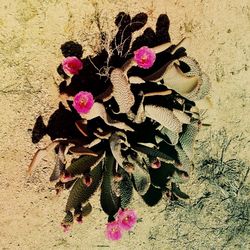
<box><xmin>62</xmin><ymin>56</ymin><xmax>83</xmax><ymax>75</ymax></box>
<box><xmin>105</xmin><ymin>220</ymin><xmax>123</xmax><ymax>241</ymax></box>
<box><xmin>133</xmin><ymin>46</ymin><xmax>156</xmax><ymax>69</ymax></box>
<box><xmin>73</xmin><ymin>91</ymin><xmax>94</xmax><ymax>114</ymax></box>
<box><xmin>117</xmin><ymin>208</ymin><xmax>137</xmax><ymax>231</ymax></box>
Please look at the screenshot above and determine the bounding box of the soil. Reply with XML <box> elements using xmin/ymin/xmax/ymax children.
<box><xmin>0</xmin><ymin>0</ymin><xmax>249</xmax><ymax>249</ymax></box>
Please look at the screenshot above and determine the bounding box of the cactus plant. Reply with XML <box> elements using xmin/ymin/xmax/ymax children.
<box><xmin>29</xmin><ymin>12</ymin><xmax>211</xmax><ymax>240</ymax></box>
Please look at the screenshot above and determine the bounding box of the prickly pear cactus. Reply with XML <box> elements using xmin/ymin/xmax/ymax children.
<box><xmin>29</xmin><ymin>11</ymin><xmax>211</xmax><ymax>240</ymax></box>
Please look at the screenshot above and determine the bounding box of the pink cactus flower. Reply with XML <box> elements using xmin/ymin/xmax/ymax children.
<box><xmin>105</xmin><ymin>220</ymin><xmax>123</xmax><ymax>241</ymax></box>
<box><xmin>133</xmin><ymin>46</ymin><xmax>156</xmax><ymax>69</ymax></box>
<box><xmin>73</xmin><ymin>91</ymin><xmax>94</xmax><ymax>114</ymax></box>
<box><xmin>62</xmin><ymin>56</ymin><xmax>83</xmax><ymax>75</ymax></box>
<box><xmin>117</xmin><ymin>208</ymin><xmax>137</xmax><ymax>231</ymax></box>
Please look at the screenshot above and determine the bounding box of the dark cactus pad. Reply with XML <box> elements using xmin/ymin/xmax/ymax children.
<box><xmin>61</xmin><ymin>41</ymin><xmax>83</xmax><ymax>58</ymax></box>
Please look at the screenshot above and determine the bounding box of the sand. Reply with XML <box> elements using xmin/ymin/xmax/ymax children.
<box><xmin>0</xmin><ymin>0</ymin><xmax>249</xmax><ymax>249</ymax></box>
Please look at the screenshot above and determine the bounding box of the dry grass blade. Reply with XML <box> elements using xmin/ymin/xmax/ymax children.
<box><xmin>50</xmin><ymin>144</ymin><xmax>66</xmax><ymax>182</ymax></box>
<box><xmin>68</xmin><ymin>146</ymin><xmax>98</xmax><ymax>156</ymax></box>
<box><xmin>27</xmin><ymin>140</ymin><xmax>65</xmax><ymax>175</ymax></box>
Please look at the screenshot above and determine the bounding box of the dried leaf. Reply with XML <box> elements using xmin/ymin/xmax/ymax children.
<box><xmin>81</xmin><ymin>102</ymin><xmax>134</xmax><ymax>131</ymax></box>
<box><xmin>145</xmin><ymin>105</ymin><xmax>182</xmax><ymax>133</ymax></box>
<box><xmin>31</xmin><ymin>115</ymin><xmax>47</xmax><ymax>143</ymax></box>
<box><xmin>110</xmin><ymin>68</ymin><xmax>135</xmax><ymax>113</ymax></box>
<box><xmin>75</xmin><ymin>120</ymin><xmax>88</xmax><ymax>136</ymax></box>
<box><xmin>50</xmin><ymin>144</ymin><xmax>66</xmax><ymax>182</ymax></box>
<box><xmin>110</xmin><ymin>132</ymin><xmax>129</xmax><ymax>168</ymax></box>
<box><xmin>163</xmin><ymin>63</ymin><xmax>199</xmax><ymax>94</ymax></box>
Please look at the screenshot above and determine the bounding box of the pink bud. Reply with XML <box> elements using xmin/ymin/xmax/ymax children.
<box><xmin>61</xmin><ymin>222</ymin><xmax>71</xmax><ymax>233</ymax></box>
<box><xmin>83</xmin><ymin>175</ymin><xmax>92</xmax><ymax>187</ymax></box>
<box><xmin>151</xmin><ymin>158</ymin><xmax>161</xmax><ymax>169</ymax></box>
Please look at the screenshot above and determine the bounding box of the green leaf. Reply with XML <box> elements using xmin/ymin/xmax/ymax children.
<box><xmin>149</xmin><ymin>162</ymin><xmax>176</xmax><ymax>188</ymax></box>
<box><xmin>175</xmin><ymin>145</ymin><xmax>192</xmax><ymax>173</ymax></box>
<box><xmin>65</xmin><ymin>161</ymin><xmax>103</xmax><ymax>211</ymax></box>
<box><xmin>130</xmin><ymin>156</ymin><xmax>151</xmax><ymax>195</ymax></box>
<box><xmin>179</xmin><ymin>121</ymin><xmax>199</xmax><ymax>160</ymax></box>
<box><xmin>158</xmin><ymin>141</ymin><xmax>180</xmax><ymax>164</ymax></box>
<box><xmin>100</xmin><ymin>154</ymin><xmax>120</xmax><ymax>216</ymax></box>
<box><xmin>82</xmin><ymin>202</ymin><xmax>92</xmax><ymax>217</ymax></box>
<box><xmin>66</xmin><ymin>151</ymin><xmax>104</xmax><ymax>176</ymax></box>
<box><xmin>132</xmin><ymin>144</ymin><xmax>175</xmax><ymax>164</ymax></box>
<box><xmin>62</xmin><ymin>211</ymin><xmax>73</xmax><ymax>224</ymax></box>
<box><xmin>119</xmin><ymin>171</ymin><xmax>133</xmax><ymax>209</ymax></box>
<box><xmin>141</xmin><ymin>185</ymin><xmax>162</xmax><ymax>206</ymax></box>
<box><xmin>171</xmin><ymin>183</ymin><xmax>189</xmax><ymax>199</ymax></box>
<box><xmin>158</xmin><ymin>127</ymin><xmax>179</xmax><ymax>145</ymax></box>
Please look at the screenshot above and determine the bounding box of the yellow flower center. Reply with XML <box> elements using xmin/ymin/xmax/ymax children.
<box><xmin>141</xmin><ymin>54</ymin><xmax>148</xmax><ymax>63</ymax></box>
<box><xmin>80</xmin><ymin>97</ymin><xmax>87</xmax><ymax>106</ymax></box>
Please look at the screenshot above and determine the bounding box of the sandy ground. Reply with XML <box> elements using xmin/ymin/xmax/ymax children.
<box><xmin>0</xmin><ymin>0</ymin><xmax>249</xmax><ymax>249</ymax></box>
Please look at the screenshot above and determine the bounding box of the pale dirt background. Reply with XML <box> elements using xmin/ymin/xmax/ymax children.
<box><xmin>0</xmin><ymin>0</ymin><xmax>249</xmax><ymax>249</ymax></box>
